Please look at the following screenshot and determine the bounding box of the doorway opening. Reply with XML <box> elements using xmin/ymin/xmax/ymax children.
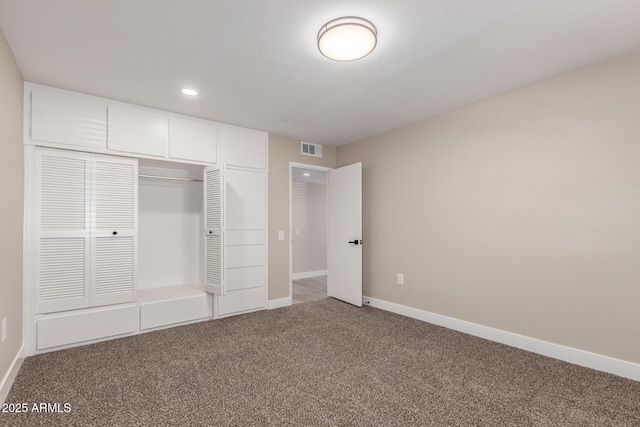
<box><xmin>290</xmin><ymin>164</ymin><xmax>331</xmax><ymax>304</ymax></box>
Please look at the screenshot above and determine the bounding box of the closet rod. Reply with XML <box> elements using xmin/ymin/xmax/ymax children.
<box><xmin>139</xmin><ymin>174</ymin><xmax>203</xmax><ymax>183</ymax></box>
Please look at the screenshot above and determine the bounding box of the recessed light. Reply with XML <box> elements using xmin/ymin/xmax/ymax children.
<box><xmin>181</xmin><ymin>88</ymin><xmax>198</xmax><ymax>96</ymax></box>
<box><xmin>318</xmin><ymin>16</ymin><xmax>377</xmax><ymax>62</ymax></box>
<box><xmin>303</xmin><ymin>173</ymin><xmax>311</xmax><ymax>177</ymax></box>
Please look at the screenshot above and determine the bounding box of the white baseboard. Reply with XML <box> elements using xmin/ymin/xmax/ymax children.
<box><xmin>363</xmin><ymin>296</ymin><xmax>640</xmax><ymax>382</ymax></box>
<box><xmin>1</xmin><ymin>344</ymin><xmax>25</xmax><ymax>405</ymax></box>
<box><xmin>268</xmin><ymin>296</ymin><xmax>292</xmax><ymax>310</ymax></box>
<box><xmin>291</xmin><ymin>270</ymin><xmax>327</xmax><ymax>280</ymax></box>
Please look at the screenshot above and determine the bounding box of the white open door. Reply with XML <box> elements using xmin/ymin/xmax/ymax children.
<box><xmin>328</xmin><ymin>162</ymin><xmax>362</xmax><ymax>307</ymax></box>
<box><xmin>204</xmin><ymin>164</ymin><xmax>225</xmax><ymax>295</ymax></box>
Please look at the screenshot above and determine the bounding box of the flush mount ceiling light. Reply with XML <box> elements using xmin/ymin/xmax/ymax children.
<box><xmin>317</xmin><ymin>16</ymin><xmax>377</xmax><ymax>62</ymax></box>
<box><xmin>181</xmin><ymin>88</ymin><xmax>198</xmax><ymax>96</ymax></box>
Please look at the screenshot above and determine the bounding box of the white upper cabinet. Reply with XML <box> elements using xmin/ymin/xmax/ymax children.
<box><xmin>27</xmin><ymin>84</ymin><xmax>268</xmax><ymax>168</ymax></box>
<box><xmin>219</xmin><ymin>126</ymin><xmax>267</xmax><ymax>170</ymax></box>
<box><xmin>169</xmin><ymin>116</ymin><xmax>218</xmax><ymax>164</ymax></box>
<box><xmin>107</xmin><ymin>104</ymin><xmax>168</xmax><ymax>157</ymax></box>
<box><xmin>30</xmin><ymin>87</ymin><xmax>107</xmax><ymax>149</ymax></box>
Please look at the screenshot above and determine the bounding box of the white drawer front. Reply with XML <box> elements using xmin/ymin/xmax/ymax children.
<box><xmin>226</xmin><ymin>245</ymin><xmax>265</xmax><ymax>268</ymax></box>
<box><xmin>226</xmin><ymin>230</ymin><xmax>265</xmax><ymax>246</ymax></box>
<box><xmin>37</xmin><ymin>305</ymin><xmax>137</xmax><ymax>350</ymax></box>
<box><xmin>226</xmin><ymin>266</ymin><xmax>265</xmax><ymax>291</ymax></box>
<box><xmin>217</xmin><ymin>287</ymin><xmax>266</xmax><ymax>316</ymax></box>
<box><xmin>140</xmin><ymin>293</ymin><xmax>211</xmax><ymax>330</ymax></box>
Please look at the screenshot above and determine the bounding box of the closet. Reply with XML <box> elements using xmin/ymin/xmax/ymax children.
<box><xmin>137</xmin><ymin>160</ymin><xmax>210</xmax><ymax>331</ymax></box>
<box><xmin>23</xmin><ymin>83</ymin><xmax>268</xmax><ymax>355</ymax></box>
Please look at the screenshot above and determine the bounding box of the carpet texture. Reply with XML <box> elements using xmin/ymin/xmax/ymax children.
<box><xmin>2</xmin><ymin>298</ymin><xmax>639</xmax><ymax>426</ymax></box>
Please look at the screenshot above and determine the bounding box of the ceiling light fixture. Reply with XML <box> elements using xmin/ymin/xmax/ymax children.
<box><xmin>181</xmin><ymin>88</ymin><xmax>198</xmax><ymax>96</ymax></box>
<box><xmin>318</xmin><ymin>16</ymin><xmax>377</xmax><ymax>62</ymax></box>
<box><xmin>303</xmin><ymin>173</ymin><xmax>311</xmax><ymax>177</ymax></box>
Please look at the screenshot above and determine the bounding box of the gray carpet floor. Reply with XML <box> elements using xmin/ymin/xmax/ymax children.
<box><xmin>2</xmin><ymin>298</ymin><xmax>639</xmax><ymax>426</ymax></box>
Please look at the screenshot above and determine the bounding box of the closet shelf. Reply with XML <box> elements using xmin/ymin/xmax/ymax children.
<box><xmin>139</xmin><ymin>174</ymin><xmax>203</xmax><ymax>182</ymax></box>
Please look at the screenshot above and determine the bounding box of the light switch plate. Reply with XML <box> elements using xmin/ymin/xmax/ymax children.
<box><xmin>278</xmin><ymin>230</ymin><xmax>285</xmax><ymax>241</ymax></box>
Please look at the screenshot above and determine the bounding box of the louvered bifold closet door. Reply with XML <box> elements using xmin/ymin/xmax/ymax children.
<box><xmin>91</xmin><ymin>156</ymin><xmax>138</xmax><ymax>306</ymax></box>
<box><xmin>203</xmin><ymin>165</ymin><xmax>225</xmax><ymax>295</ymax></box>
<box><xmin>36</xmin><ymin>149</ymin><xmax>91</xmax><ymax>314</ymax></box>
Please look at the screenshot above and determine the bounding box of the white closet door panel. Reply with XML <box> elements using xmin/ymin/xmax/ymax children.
<box><xmin>169</xmin><ymin>116</ymin><xmax>218</xmax><ymax>163</ymax></box>
<box><xmin>205</xmin><ymin>234</ymin><xmax>223</xmax><ymax>294</ymax></box>
<box><xmin>217</xmin><ymin>287</ymin><xmax>266</xmax><ymax>317</ymax></box>
<box><xmin>225</xmin><ymin>171</ymin><xmax>266</xmax><ymax>230</ymax></box>
<box><xmin>226</xmin><ymin>230</ymin><xmax>265</xmax><ymax>246</ymax></box>
<box><xmin>204</xmin><ymin>165</ymin><xmax>225</xmax><ymax>295</ymax></box>
<box><xmin>31</xmin><ymin>88</ymin><xmax>107</xmax><ymax>149</ymax></box>
<box><xmin>226</xmin><ymin>266</ymin><xmax>265</xmax><ymax>291</ymax></box>
<box><xmin>218</xmin><ymin>126</ymin><xmax>267</xmax><ymax>170</ymax></box>
<box><xmin>37</xmin><ymin>236</ymin><xmax>90</xmax><ymax>313</ymax></box>
<box><xmin>226</xmin><ymin>245</ymin><xmax>264</xmax><ymax>268</ymax></box>
<box><xmin>92</xmin><ymin>235</ymin><xmax>136</xmax><ymax>306</ymax></box>
<box><xmin>94</xmin><ymin>158</ymin><xmax>137</xmax><ymax>230</ymax></box>
<box><xmin>38</xmin><ymin>152</ymin><xmax>89</xmax><ymax>230</ymax></box>
<box><xmin>108</xmin><ymin>104</ymin><xmax>168</xmax><ymax>157</ymax></box>
<box><xmin>205</xmin><ymin>167</ymin><xmax>222</xmax><ymax>230</ymax></box>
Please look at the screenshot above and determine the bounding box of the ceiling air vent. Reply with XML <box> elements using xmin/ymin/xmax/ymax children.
<box><xmin>301</xmin><ymin>141</ymin><xmax>323</xmax><ymax>158</ymax></box>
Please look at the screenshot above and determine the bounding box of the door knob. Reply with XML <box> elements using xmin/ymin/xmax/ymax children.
<box><xmin>348</xmin><ymin>240</ymin><xmax>362</xmax><ymax>245</ymax></box>
<box><xmin>112</xmin><ymin>231</ymin><xmax>118</xmax><ymax>235</ymax></box>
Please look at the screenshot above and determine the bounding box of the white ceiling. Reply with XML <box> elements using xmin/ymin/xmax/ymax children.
<box><xmin>1</xmin><ymin>1</ymin><xmax>640</xmax><ymax>146</ymax></box>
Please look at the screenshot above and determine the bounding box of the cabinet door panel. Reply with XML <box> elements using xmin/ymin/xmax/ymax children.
<box><xmin>225</xmin><ymin>171</ymin><xmax>266</xmax><ymax>230</ymax></box>
<box><xmin>94</xmin><ymin>158</ymin><xmax>137</xmax><ymax>230</ymax></box>
<box><xmin>203</xmin><ymin>165</ymin><xmax>225</xmax><ymax>295</ymax></box>
<box><xmin>91</xmin><ymin>155</ymin><xmax>138</xmax><ymax>306</ymax></box>
<box><xmin>169</xmin><ymin>116</ymin><xmax>217</xmax><ymax>163</ymax></box>
<box><xmin>36</xmin><ymin>150</ymin><xmax>92</xmax><ymax>314</ymax></box>
<box><xmin>31</xmin><ymin>88</ymin><xmax>107</xmax><ymax>149</ymax></box>
<box><xmin>37</xmin><ymin>236</ymin><xmax>90</xmax><ymax>313</ymax></box>
<box><xmin>108</xmin><ymin>104</ymin><xmax>168</xmax><ymax>157</ymax></box>
<box><xmin>39</xmin><ymin>154</ymin><xmax>89</xmax><ymax>230</ymax></box>
<box><xmin>219</xmin><ymin>126</ymin><xmax>267</xmax><ymax>170</ymax></box>
<box><xmin>92</xmin><ymin>235</ymin><xmax>136</xmax><ymax>306</ymax></box>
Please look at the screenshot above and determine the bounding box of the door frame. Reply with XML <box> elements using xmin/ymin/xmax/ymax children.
<box><xmin>289</xmin><ymin>162</ymin><xmax>332</xmax><ymax>303</ymax></box>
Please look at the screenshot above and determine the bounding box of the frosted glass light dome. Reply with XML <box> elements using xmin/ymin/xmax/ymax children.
<box><xmin>318</xmin><ymin>17</ymin><xmax>377</xmax><ymax>62</ymax></box>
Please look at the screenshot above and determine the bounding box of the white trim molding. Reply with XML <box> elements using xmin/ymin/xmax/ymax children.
<box><xmin>291</xmin><ymin>270</ymin><xmax>328</xmax><ymax>280</ymax></box>
<box><xmin>268</xmin><ymin>296</ymin><xmax>292</xmax><ymax>310</ymax></box>
<box><xmin>1</xmin><ymin>344</ymin><xmax>25</xmax><ymax>405</ymax></box>
<box><xmin>363</xmin><ymin>296</ymin><xmax>640</xmax><ymax>382</ymax></box>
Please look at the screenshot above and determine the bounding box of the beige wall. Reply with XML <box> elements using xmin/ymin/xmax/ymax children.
<box><xmin>0</xmin><ymin>30</ymin><xmax>24</xmax><ymax>386</ymax></box>
<box><xmin>292</xmin><ymin>182</ymin><xmax>327</xmax><ymax>274</ymax></box>
<box><xmin>337</xmin><ymin>50</ymin><xmax>640</xmax><ymax>364</ymax></box>
<box><xmin>268</xmin><ymin>134</ymin><xmax>335</xmax><ymax>300</ymax></box>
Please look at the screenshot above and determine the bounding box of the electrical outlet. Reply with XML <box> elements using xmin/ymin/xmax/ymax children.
<box><xmin>397</xmin><ymin>273</ymin><xmax>404</xmax><ymax>285</ymax></box>
<box><xmin>2</xmin><ymin>318</ymin><xmax>6</xmax><ymax>342</ymax></box>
